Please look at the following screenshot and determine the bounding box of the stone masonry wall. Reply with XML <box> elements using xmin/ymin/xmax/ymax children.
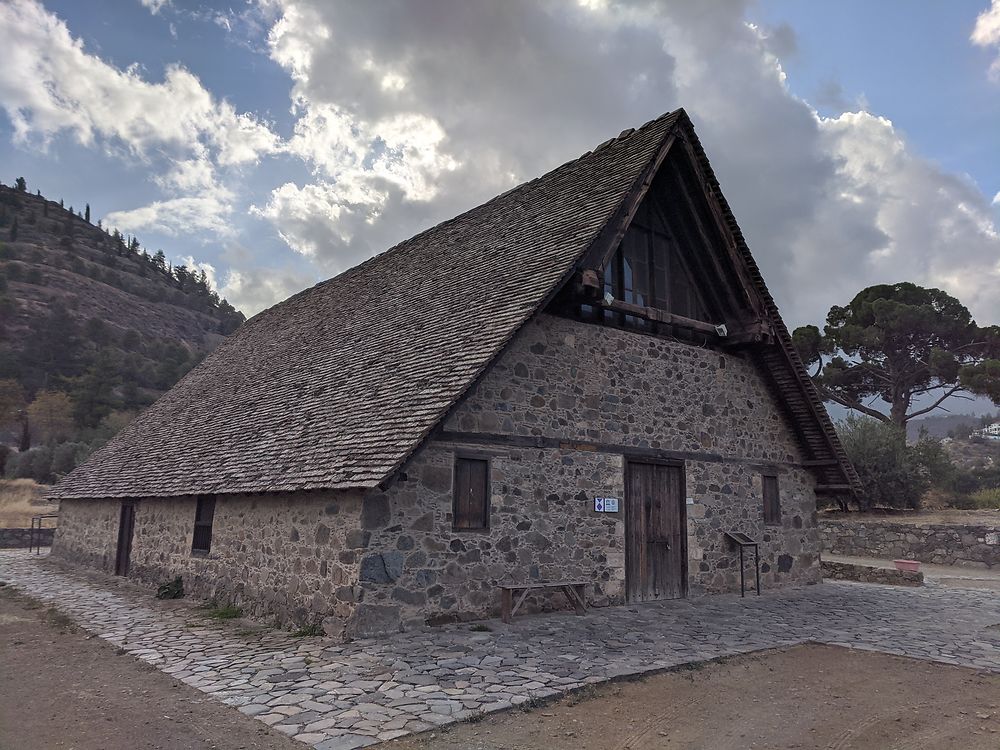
<box><xmin>53</xmin><ymin>492</ymin><xmax>366</xmax><ymax>634</ymax></box>
<box><xmin>52</xmin><ymin>313</ymin><xmax>822</xmax><ymax>639</ymax></box>
<box><xmin>821</xmin><ymin>519</ymin><xmax>1000</xmax><ymax>568</ymax></box>
<box><xmin>821</xmin><ymin>559</ymin><xmax>924</xmax><ymax>587</ymax></box>
<box><xmin>52</xmin><ymin>499</ymin><xmax>119</xmax><ymax>570</ymax></box>
<box><xmin>356</xmin><ymin>314</ymin><xmax>821</xmax><ymax>629</ymax></box>
<box><xmin>0</xmin><ymin>527</ymin><xmax>56</xmax><ymax>548</ymax></box>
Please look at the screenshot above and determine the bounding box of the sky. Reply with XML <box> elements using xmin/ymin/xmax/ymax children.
<box><xmin>1</xmin><ymin>0</ymin><xmax>1000</xmax><ymax>343</ymax></box>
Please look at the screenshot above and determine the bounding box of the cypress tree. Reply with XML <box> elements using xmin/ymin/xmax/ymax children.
<box><xmin>84</xmin><ymin>203</ymin><xmax>91</xmax><ymax>223</ymax></box>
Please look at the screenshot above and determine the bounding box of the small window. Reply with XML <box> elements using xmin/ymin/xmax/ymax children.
<box><xmin>192</xmin><ymin>495</ymin><xmax>216</xmax><ymax>553</ymax></box>
<box><xmin>453</xmin><ymin>457</ymin><xmax>489</xmax><ymax>530</ymax></box>
<box><xmin>762</xmin><ymin>475</ymin><xmax>781</xmax><ymax>526</ymax></box>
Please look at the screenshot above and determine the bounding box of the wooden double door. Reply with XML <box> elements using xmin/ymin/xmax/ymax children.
<box><xmin>625</xmin><ymin>461</ymin><xmax>687</xmax><ymax>602</ymax></box>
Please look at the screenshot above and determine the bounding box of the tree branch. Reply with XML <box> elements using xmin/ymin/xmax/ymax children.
<box><xmin>816</xmin><ymin>386</ymin><xmax>892</xmax><ymax>423</ymax></box>
<box><xmin>905</xmin><ymin>385</ymin><xmax>964</xmax><ymax>421</ymax></box>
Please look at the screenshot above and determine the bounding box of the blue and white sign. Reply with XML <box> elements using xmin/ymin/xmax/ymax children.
<box><xmin>594</xmin><ymin>497</ymin><xmax>620</xmax><ymax>513</ymax></box>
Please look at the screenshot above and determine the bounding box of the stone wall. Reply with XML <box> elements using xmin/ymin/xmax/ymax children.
<box><xmin>52</xmin><ymin>499</ymin><xmax>119</xmax><ymax>570</ymax></box>
<box><xmin>821</xmin><ymin>519</ymin><xmax>1000</xmax><ymax>568</ymax></box>
<box><xmin>821</xmin><ymin>559</ymin><xmax>923</xmax><ymax>586</ymax></box>
<box><xmin>53</xmin><ymin>492</ymin><xmax>366</xmax><ymax>634</ymax></box>
<box><xmin>356</xmin><ymin>314</ymin><xmax>821</xmax><ymax>629</ymax></box>
<box><xmin>52</xmin><ymin>313</ymin><xmax>823</xmax><ymax>639</ymax></box>
<box><xmin>0</xmin><ymin>527</ymin><xmax>55</xmax><ymax>548</ymax></box>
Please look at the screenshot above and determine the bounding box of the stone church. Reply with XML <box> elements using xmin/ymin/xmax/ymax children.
<box><xmin>49</xmin><ymin>109</ymin><xmax>858</xmax><ymax>638</ymax></box>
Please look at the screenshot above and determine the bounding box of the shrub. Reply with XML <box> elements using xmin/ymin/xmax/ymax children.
<box><xmin>837</xmin><ymin>415</ymin><xmax>928</xmax><ymax>511</ymax></box>
<box><xmin>6</xmin><ymin>446</ymin><xmax>55</xmax><ymax>483</ymax></box>
<box><xmin>51</xmin><ymin>442</ymin><xmax>90</xmax><ymax>478</ymax></box>
<box><xmin>966</xmin><ymin>488</ymin><xmax>1000</xmax><ymax>509</ymax></box>
<box><xmin>156</xmin><ymin>577</ymin><xmax>184</xmax><ymax>600</ymax></box>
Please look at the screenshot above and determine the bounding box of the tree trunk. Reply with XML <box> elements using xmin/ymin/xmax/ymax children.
<box><xmin>18</xmin><ymin>416</ymin><xmax>30</xmax><ymax>452</ymax></box>
<box><xmin>889</xmin><ymin>395</ymin><xmax>910</xmax><ymax>430</ymax></box>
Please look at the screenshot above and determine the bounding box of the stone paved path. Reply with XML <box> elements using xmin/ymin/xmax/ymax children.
<box><xmin>5</xmin><ymin>551</ymin><xmax>1000</xmax><ymax>749</ymax></box>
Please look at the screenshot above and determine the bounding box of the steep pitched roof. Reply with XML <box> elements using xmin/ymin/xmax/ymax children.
<box><xmin>51</xmin><ymin>109</ymin><xmax>858</xmax><ymax>501</ymax></box>
<box><xmin>51</xmin><ymin>111</ymin><xmax>682</xmax><ymax>499</ymax></box>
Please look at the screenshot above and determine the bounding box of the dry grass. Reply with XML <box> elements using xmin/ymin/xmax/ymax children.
<box><xmin>0</xmin><ymin>479</ymin><xmax>57</xmax><ymax>528</ymax></box>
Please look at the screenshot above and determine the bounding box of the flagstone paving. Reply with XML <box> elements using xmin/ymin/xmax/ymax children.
<box><xmin>4</xmin><ymin>551</ymin><xmax>1000</xmax><ymax>749</ymax></box>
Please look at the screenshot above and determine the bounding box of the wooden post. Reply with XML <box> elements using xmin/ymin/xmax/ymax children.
<box><xmin>501</xmin><ymin>588</ymin><xmax>513</xmax><ymax>624</ymax></box>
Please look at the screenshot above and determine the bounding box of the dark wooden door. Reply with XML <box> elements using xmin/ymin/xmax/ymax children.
<box><xmin>625</xmin><ymin>461</ymin><xmax>687</xmax><ymax>602</ymax></box>
<box><xmin>114</xmin><ymin>501</ymin><xmax>136</xmax><ymax>576</ymax></box>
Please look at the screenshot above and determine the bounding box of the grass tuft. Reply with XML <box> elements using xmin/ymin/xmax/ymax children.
<box><xmin>291</xmin><ymin>623</ymin><xmax>324</xmax><ymax>637</ymax></box>
<box><xmin>204</xmin><ymin>604</ymin><xmax>243</xmax><ymax>620</ymax></box>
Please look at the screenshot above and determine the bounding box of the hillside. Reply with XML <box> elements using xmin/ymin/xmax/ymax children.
<box><xmin>906</xmin><ymin>412</ymin><xmax>998</xmax><ymax>442</ymax></box>
<box><xmin>0</xmin><ymin>178</ymin><xmax>245</xmax><ymax>483</ymax></box>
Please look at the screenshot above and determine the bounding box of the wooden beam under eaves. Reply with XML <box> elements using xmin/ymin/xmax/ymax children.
<box><xmin>598</xmin><ymin>298</ymin><xmax>769</xmax><ymax>344</ymax></box>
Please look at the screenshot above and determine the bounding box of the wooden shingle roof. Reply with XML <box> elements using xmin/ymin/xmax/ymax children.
<box><xmin>51</xmin><ymin>109</ymin><xmax>858</xmax><ymax>500</ymax></box>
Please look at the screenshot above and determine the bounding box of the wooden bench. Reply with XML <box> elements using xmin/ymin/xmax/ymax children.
<box><xmin>499</xmin><ymin>581</ymin><xmax>588</xmax><ymax>623</ymax></box>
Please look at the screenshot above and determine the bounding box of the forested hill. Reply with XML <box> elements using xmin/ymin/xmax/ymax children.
<box><xmin>0</xmin><ymin>177</ymin><xmax>246</xmax><ymax>483</ymax></box>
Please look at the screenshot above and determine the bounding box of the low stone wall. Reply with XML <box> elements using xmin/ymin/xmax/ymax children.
<box><xmin>821</xmin><ymin>559</ymin><xmax>923</xmax><ymax>586</ymax></box>
<box><xmin>821</xmin><ymin>519</ymin><xmax>1000</xmax><ymax>568</ymax></box>
<box><xmin>0</xmin><ymin>527</ymin><xmax>55</xmax><ymax>548</ymax></box>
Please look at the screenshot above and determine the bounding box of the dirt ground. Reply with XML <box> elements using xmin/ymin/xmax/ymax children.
<box><xmin>0</xmin><ymin>583</ymin><xmax>302</xmax><ymax>750</ymax></box>
<box><xmin>0</xmin><ymin>479</ymin><xmax>57</xmax><ymax>528</ymax></box>
<box><xmin>388</xmin><ymin>644</ymin><xmax>1000</xmax><ymax>750</ymax></box>
<box><xmin>5</xmin><ymin>583</ymin><xmax>1000</xmax><ymax>750</ymax></box>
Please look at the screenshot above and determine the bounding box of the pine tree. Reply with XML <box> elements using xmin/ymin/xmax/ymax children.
<box><xmin>84</xmin><ymin>203</ymin><xmax>91</xmax><ymax>223</ymax></box>
<box><xmin>14</xmin><ymin>177</ymin><xmax>26</xmax><ymax>192</ymax></box>
<box><xmin>71</xmin><ymin>351</ymin><xmax>120</xmax><ymax>428</ymax></box>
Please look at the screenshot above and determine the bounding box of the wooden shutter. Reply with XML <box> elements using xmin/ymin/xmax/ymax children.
<box><xmin>762</xmin><ymin>475</ymin><xmax>781</xmax><ymax>526</ymax></box>
<box><xmin>192</xmin><ymin>495</ymin><xmax>216</xmax><ymax>552</ymax></box>
<box><xmin>453</xmin><ymin>457</ymin><xmax>489</xmax><ymax>530</ymax></box>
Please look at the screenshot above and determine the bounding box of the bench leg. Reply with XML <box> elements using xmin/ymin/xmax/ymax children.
<box><xmin>501</xmin><ymin>588</ymin><xmax>512</xmax><ymax>624</ymax></box>
<box><xmin>564</xmin><ymin>585</ymin><xmax>586</xmax><ymax>615</ymax></box>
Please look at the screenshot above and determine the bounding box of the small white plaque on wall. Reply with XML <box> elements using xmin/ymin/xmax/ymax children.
<box><xmin>604</xmin><ymin>497</ymin><xmax>619</xmax><ymax>513</ymax></box>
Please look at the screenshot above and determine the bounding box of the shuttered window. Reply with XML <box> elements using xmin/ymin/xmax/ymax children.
<box><xmin>762</xmin><ymin>475</ymin><xmax>781</xmax><ymax>526</ymax></box>
<box><xmin>453</xmin><ymin>457</ymin><xmax>489</xmax><ymax>530</ymax></box>
<box><xmin>191</xmin><ymin>495</ymin><xmax>216</xmax><ymax>553</ymax></box>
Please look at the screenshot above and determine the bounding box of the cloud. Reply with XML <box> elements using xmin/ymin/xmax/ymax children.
<box><xmin>6</xmin><ymin>0</ymin><xmax>1000</xmax><ymax>329</ymax></box>
<box><xmin>0</xmin><ymin>0</ymin><xmax>279</xmax><ymax>162</ymax></box>
<box><xmin>139</xmin><ymin>0</ymin><xmax>170</xmax><ymax>15</ymax></box>
<box><xmin>104</xmin><ymin>191</ymin><xmax>236</xmax><ymax>239</ymax></box>
<box><xmin>218</xmin><ymin>266</ymin><xmax>317</xmax><ymax>317</ymax></box>
<box><xmin>972</xmin><ymin>0</ymin><xmax>1000</xmax><ymax>80</ymax></box>
<box><xmin>0</xmin><ymin>0</ymin><xmax>281</xmax><ymax>245</ymax></box>
<box><xmin>258</xmin><ymin>0</ymin><xmax>678</xmax><ymax>273</ymax></box>
<box><xmin>246</xmin><ymin>0</ymin><xmax>1000</xmax><ymax>327</ymax></box>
